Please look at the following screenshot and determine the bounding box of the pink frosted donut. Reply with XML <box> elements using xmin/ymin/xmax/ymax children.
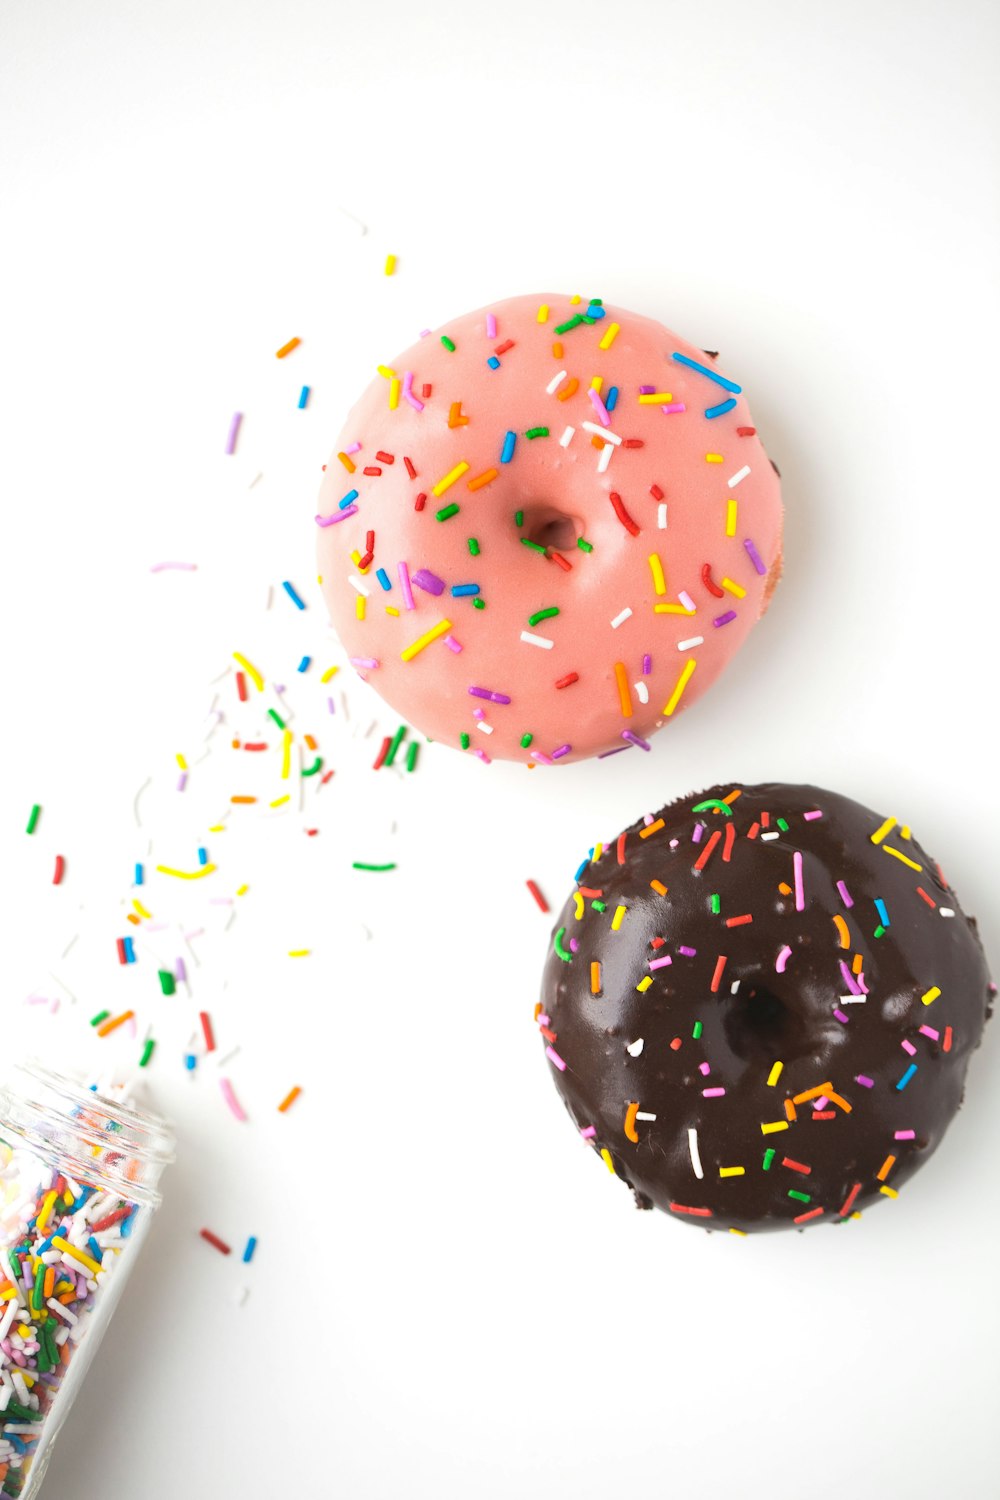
<box><xmin>316</xmin><ymin>293</ymin><xmax>783</xmax><ymax>765</ymax></box>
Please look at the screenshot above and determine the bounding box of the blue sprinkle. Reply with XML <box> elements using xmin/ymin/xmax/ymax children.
<box><xmin>297</xmin><ymin>385</ymin><xmax>310</xmax><ymax>409</ymax></box>
<box><xmin>671</xmin><ymin>351</ymin><xmax>742</xmax><ymax>393</ymax></box>
<box><xmin>297</xmin><ymin>655</ymin><xmax>311</xmax><ymax>672</ymax></box>
<box><xmin>8</xmin><ymin>1437</ymin><xmax>27</xmax><ymax>1455</ymax></box>
<box><xmin>184</xmin><ymin>1053</ymin><xmax>197</xmax><ymax>1071</ymax></box>
<box><xmin>451</xmin><ymin>584</ymin><xmax>480</xmax><ymax>597</ymax></box>
<box><xmin>197</xmin><ymin>847</ymin><xmax>208</xmax><ymax>866</ymax></box>
<box><xmin>875</xmin><ymin>898</ymin><xmax>890</xmax><ymax>928</ymax></box>
<box><xmin>87</xmin><ymin>1237</ymin><xmax>103</xmax><ymax>1263</ymax></box>
<box><xmin>339</xmin><ymin>489</ymin><xmax>360</xmax><ymax>510</ymax></box>
<box><xmin>896</xmin><ymin>1063</ymin><xmax>918</xmax><ymax>1091</ymax></box>
<box><xmin>605</xmin><ymin>386</ymin><xmax>619</xmax><ymax>412</ymax></box>
<box><xmin>123</xmin><ymin>936</ymin><xmax>136</xmax><ymax>964</ymax></box>
<box><xmin>243</xmin><ymin>1235</ymin><xmax>258</xmax><ymax>1264</ymax></box>
<box><xmin>573</xmin><ymin>857</ymin><xmax>590</xmax><ymax>882</ymax></box>
<box><xmin>134</xmin><ymin>863</ymin><xmax>144</xmax><ymax>886</ymax></box>
<box><xmin>376</xmin><ymin>568</ymin><xmax>392</xmax><ymax>592</ymax></box>
<box><xmin>487</xmin><ymin>356</ymin><xmax>501</xmax><ymax>370</ymax></box>
<box><xmin>585</xmin><ymin>303</ymin><xmax>606</xmax><ymax>320</ymax></box>
<box><xmin>120</xmin><ymin>1207</ymin><xmax>139</xmax><ymax>1238</ymax></box>
<box><xmin>282</xmin><ymin>581</ymin><xmax>306</xmax><ymax>610</ymax></box>
<box><xmin>704</xmin><ymin>397</ymin><xmax>738</xmax><ymax>419</ymax></box>
<box><xmin>500</xmin><ymin>430</ymin><xmax>516</xmax><ymax>464</ymax></box>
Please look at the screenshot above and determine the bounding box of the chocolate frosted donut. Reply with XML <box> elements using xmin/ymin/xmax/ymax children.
<box><xmin>538</xmin><ymin>783</ymin><xmax>993</xmax><ymax>1233</ymax></box>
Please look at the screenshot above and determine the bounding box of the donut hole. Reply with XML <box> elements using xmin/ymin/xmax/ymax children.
<box><xmin>522</xmin><ymin>504</ymin><xmax>583</xmax><ymax>553</ymax></box>
<box><xmin>724</xmin><ymin>984</ymin><xmax>801</xmax><ymax>1060</ymax></box>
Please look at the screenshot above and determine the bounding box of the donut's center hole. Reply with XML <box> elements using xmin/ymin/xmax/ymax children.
<box><xmin>723</xmin><ymin>985</ymin><xmax>794</xmax><ymax>1060</ymax></box>
<box><xmin>522</xmin><ymin>504</ymin><xmax>582</xmax><ymax>553</ymax></box>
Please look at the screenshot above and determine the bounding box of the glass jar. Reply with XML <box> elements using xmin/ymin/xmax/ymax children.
<box><xmin>0</xmin><ymin>1061</ymin><xmax>175</xmax><ymax>1498</ymax></box>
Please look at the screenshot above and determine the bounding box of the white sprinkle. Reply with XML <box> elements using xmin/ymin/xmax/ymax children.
<box><xmin>727</xmin><ymin>464</ymin><xmax>751</xmax><ymax>488</ymax></box>
<box><xmin>336</xmin><ymin>205</ymin><xmax>367</xmax><ymax>236</ymax></box>
<box><xmin>520</xmin><ymin>631</ymin><xmax>554</xmax><ymax>649</ymax></box>
<box><xmin>558</xmin><ymin>425</ymin><xmax>575</xmax><ymax>448</ymax></box>
<box><xmin>634</xmin><ymin>681</ymin><xmax>649</xmax><ymax>704</ymax></box>
<box><xmin>635</xmin><ymin>1111</ymin><xmax>657</xmax><ymax>1122</ymax></box>
<box><xmin>546</xmin><ymin>370</ymin><xmax>568</xmax><ymax>394</ymax></box>
<box><xmin>761</xmin><ymin>830</ymin><xmax>780</xmax><ymax>841</ymax></box>
<box><xmin>657</xmin><ymin>502</ymin><xmax>668</xmax><ymax>528</ymax></box>
<box><xmin>476</xmin><ymin>721</ymin><xmax>494</xmax><ymax>735</ymax></box>
<box><xmin>677</xmin><ymin>635</ymin><xmax>704</xmax><ymax>650</ymax></box>
<box><xmin>610</xmin><ymin>607</ymin><xmax>632</xmax><ymax>629</ymax></box>
<box><xmin>597</xmin><ymin>441</ymin><xmax>613</xmax><ymax>473</ymax></box>
<box><xmin>347</xmin><ymin>574</ymin><xmax>370</xmax><ymax>597</ymax></box>
<box><xmin>688</xmin><ymin>1128</ymin><xmax>704</xmax><ymax>1179</ymax></box>
<box><xmin>730</xmin><ymin>979</ymin><xmax>741</xmax><ymax>994</ymax></box>
<box><xmin>678</xmin><ymin>590</ymin><xmax>696</xmax><ymax>612</ymax></box>
<box><xmin>626</xmin><ymin>1038</ymin><xmax>644</xmax><ymax>1057</ymax></box>
<box><xmin>940</xmin><ymin>908</ymin><xmax>955</xmax><ymax>918</ymax></box>
<box><xmin>581</xmin><ymin>420</ymin><xmax>623</xmax><ymax>446</ymax></box>
<box><xmin>840</xmin><ymin>995</ymin><xmax>867</xmax><ymax>1004</ymax></box>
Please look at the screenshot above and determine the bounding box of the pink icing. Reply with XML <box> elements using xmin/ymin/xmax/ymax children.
<box><xmin>316</xmin><ymin>292</ymin><xmax>783</xmax><ymax>764</ymax></box>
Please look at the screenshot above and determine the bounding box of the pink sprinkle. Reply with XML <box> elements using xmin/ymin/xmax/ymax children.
<box><xmin>177</xmin><ymin>773</ymin><xmax>188</xmax><ymax>792</ymax></box>
<box><xmin>839</xmin><ymin>959</ymin><xmax>862</xmax><ymax>996</ymax></box>
<box><xmin>776</xmin><ymin>944</ymin><xmax>792</xmax><ymax>973</ymax></box>
<box><xmin>698</xmin><ymin>1062</ymin><xmax>711</xmax><ymax>1076</ymax></box>
<box><xmin>648</xmin><ymin>955</ymin><xmax>673</xmax><ymax>970</ymax></box>
<box><xmin>537</xmin><ymin>1014</ymin><xmax>550</xmax><ymax>1026</ymax></box>
<box><xmin>894</xmin><ymin>1130</ymin><xmax>916</xmax><ymax>1140</ymax></box>
<box><xmin>219</xmin><ymin>1077</ymin><xmax>247</xmax><ymax>1122</ymax></box>
<box><xmin>315</xmin><ymin>505</ymin><xmax>358</xmax><ymax>526</ymax></box>
<box><xmin>150</xmin><ymin>561</ymin><xmax>197</xmax><ymax>572</ymax></box>
<box><xmin>836</xmin><ymin>880</ymin><xmax>854</xmax><ymax>908</ymax></box>
<box><xmin>678</xmin><ymin>945</ymin><xmax>697</xmax><ymax>958</ymax></box>
<box><xmin>531</xmin><ymin>750</ymin><xmax>556</xmax><ymax>765</ymax></box>
<box><xmin>224</xmin><ymin>412</ymin><xmax>242</xmax><ymax>454</ymax></box>
<box><xmin>901</xmin><ymin>1039</ymin><xmax>917</xmax><ymax>1056</ymax></box>
<box><xmin>833</xmin><ymin>1008</ymin><xmax>850</xmax><ymax>1024</ymax></box>
<box><xmin>474</xmin><ymin>749</ymin><xmax>491</xmax><ymax>764</ymax></box>
<box><xmin>813</xmin><ymin>1096</ymin><xmax>829</xmax><ymax>1111</ymax></box>
<box><xmin>473</xmin><ymin>708</ymin><xmax>485</xmax><ymax>721</ymax></box>
<box><xmin>402</xmin><ymin>371</ymin><xmax>424</xmax><ymax>412</ymax></box>
<box><xmin>588</xmin><ymin>387</ymin><xmax>612</xmax><ymax>427</ymax></box>
<box><xmin>580</xmin><ymin>1125</ymin><xmax>596</xmax><ymax>1139</ymax></box>
<box><xmin>546</xmin><ymin>1045</ymin><xmax>567</xmax><ymax>1072</ymax></box>
<box><xmin>803</xmin><ymin>809</ymin><xmax>823</xmax><ymax>821</ymax></box>
<box><xmin>486</xmin><ymin>313</ymin><xmax>497</xmax><ymax>338</ymax></box>
<box><xmin>350</xmin><ymin>656</ymin><xmax>379</xmax><ymax>669</ymax></box>
<box><xmin>678</xmin><ymin>590</ymin><xmax>696</xmax><ymax>612</ymax></box>
<box><xmin>856</xmin><ymin>1074</ymin><xmax>875</xmax><ymax>1088</ymax></box>
<box><xmin>702</xmin><ymin>1087</ymin><xmax>726</xmax><ymax>1098</ymax></box>
<box><xmin>661</xmin><ymin>402</ymin><xmax>686</xmax><ymax>414</ymax></box>
<box><xmin>444</xmin><ymin>635</ymin><xmax>463</xmax><ymax>653</ymax></box>
<box><xmin>692</xmin><ymin>823</ymin><xmax>704</xmax><ymax>844</ymax></box>
<box><xmin>345</xmin><ymin>442</ymin><xmax>362</xmax><ymax>455</ymax></box>
<box><xmin>919</xmin><ymin>1025</ymin><xmax>940</xmax><ymax>1040</ymax></box>
<box><xmin>793</xmin><ymin>850</ymin><xmax>805</xmax><ymax>912</ymax></box>
<box><xmin>398</xmin><ymin>562</ymin><xmax>415</xmax><ymax>610</ymax></box>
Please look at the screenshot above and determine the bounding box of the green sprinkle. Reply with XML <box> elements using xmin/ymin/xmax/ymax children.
<box><xmin>788</xmin><ymin>1189</ymin><xmax>811</xmax><ymax>1203</ymax></box>
<box><xmin>301</xmin><ymin>756</ymin><xmax>323</xmax><ymax>777</ymax></box>
<box><xmin>777</xmin><ymin>817</ymin><xmax>789</xmax><ymax>832</ymax></box>
<box><xmin>592</xmin><ymin>899</ymin><xmax>607</xmax><ymax>913</ymax></box>
<box><xmin>268</xmin><ymin>708</ymin><xmax>286</xmax><ymax>729</ymax></box>
<box><xmin>577</xmin><ymin>538</ymin><xmax>593</xmax><ymax>553</ymax></box>
<box><xmin>554</xmin><ymin>315</ymin><xmax>585</xmax><ymax>334</ymax></box>
<box><xmin>515</xmin><ymin>509</ymin><xmax>524</xmax><ymax>527</ymax></box>
<box><xmin>874</xmin><ymin>924</ymin><xmax>886</xmax><ymax>939</ymax></box>
<box><xmin>528</xmin><ymin>607</ymin><xmax>560</xmax><ymax>626</ymax></box>
<box><xmin>5</xmin><ymin>1401</ymin><xmax>40</xmax><ymax>1424</ymax></box>
<box><xmin>525</xmin><ymin>426</ymin><xmax>549</xmax><ymax>439</ymax></box>
<box><xmin>692</xmin><ymin>1020</ymin><xmax>703</xmax><ymax>1040</ymax></box>
<box><xmin>710</xmin><ymin>893</ymin><xmax>721</xmax><ymax>914</ymax></box>
<box><xmin>520</xmin><ymin>537</ymin><xmax>546</xmax><ymax>554</ymax></box>
<box><xmin>472</xmin><ymin>597</ymin><xmax>485</xmax><ymax>609</ymax></box>
<box><xmin>436</xmin><ymin>503</ymin><xmax>460</xmax><ymax>521</ymax></box>
<box><xmin>352</xmin><ymin>862</ymin><xmax>397</xmax><ymax>872</ymax></box>
<box><xmin>520</xmin><ymin>732</ymin><xmax>533</xmax><ymax>748</ymax></box>
<box><xmin>139</xmin><ymin>1038</ymin><xmax>155</xmax><ymax>1068</ymax></box>
<box><xmin>762</xmin><ymin>1148</ymin><xmax>776</xmax><ymax>1171</ymax></box>
<box><xmin>553</xmin><ymin>926</ymin><xmax>573</xmax><ymax>962</ymax></box>
<box><xmin>460</xmin><ymin>732</ymin><xmax>470</xmax><ymax>749</ymax></box>
<box><xmin>440</xmin><ymin>335</ymin><xmax>456</xmax><ymax>351</ymax></box>
<box><xmin>158</xmin><ymin>969</ymin><xmax>176</xmax><ymax>996</ymax></box>
<box><xmin>25</xmin><ymin>804</ymin><xmax>41</xmax><ymax>835</ymax></box>
<box><xmin>405</xmin><ymin>742</ymin><xmax>419</xmax><ymax>773</ymax></box>
<box><xmin>383</xmin><ymin>725</ymin><xmax>408</xmax><ymax>768</ymax></box>
<box><xmin>90</xmin><ymin>1010</ymin><xmax>110</xmax><ymax>1028</ymax></box>
<box><xmin>468</xmin><ymin>538</ymin><xmax>480</xmax><ymax>556</ymax></box>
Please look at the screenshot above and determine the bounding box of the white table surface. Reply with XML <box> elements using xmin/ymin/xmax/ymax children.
<box><xmin>2</xmin><ymin>2</ymin><xmax>999</xmax><ymax>1496</ymax></box>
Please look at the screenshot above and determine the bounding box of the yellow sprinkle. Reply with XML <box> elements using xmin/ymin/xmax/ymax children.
<box><xmin>636</xmin><ymin>976</ymin><xmax>653</xmax><ymax>993</ymax></box>
<box><xmin>132</xmin><ymin>899</ymin><xmax>152</xmax><ymax>919</ymax></box>
<box><xmin>900</xmin><ymin>824</ymin><xmax>912</xmax><ymax>840</ymax></box>
<box><xmin>879</xmin><ymin>1186</ymin><xmax>899</xmax><ymax>1199</ymax></box>
<box><xmin>593</xmin><ymin>842</ymin><xmax>603</xmax><ymax>862</ymax></box>
<box><xmin>870</xmin><ymin>816</ymin><xmax>897</xmax><ymax>846</ymax></box>
<box><xmin>648</xmin><ymin>554</ymin><xmax>666</xmax><ymax>595</ymax></box>
<box><xmin>281</xmin><ymin>729</ymin><xmax>293</xmax><ymax>780</ymax></box>
<box><xmin>384</xmin><ymin>253</ymin><xmax>397</xmax><ymax>275</ymax></box>
<box><xmin>760</xmin><ymin>1121</ymin><xmax>789</xmax><ymax>1135</ymax></box>
<box><xmin>208</xmin><ymin>824</ymin><xmax>225</xmax><ymax>833</ymax></box>
<box><xmin>377</xmin><ymin>364</ymin><xmax>396</xmax><ymax>380</ymax></box>
<box><xmin>729</xmin><ymin>1228</ymin><xmax>748</xmax><ymax>1237</ymax></box>
<box><xmin>51</xmin><ymin>1237</ymin><xmax>101</xmax><ymax>1276</ymax></box>
<box><xmin>883</xmin><ymin>844</ymin><xmax>922</xmax><ymax>871</ymax></box>
<box><xmin>766</xmin><ymin>1061</ymin><xmax>784</xmax><ymax>1088</ymax></box>
<box><xmin>37</xmin><ymin>1191</ymin><xmax>58</xmax><ymax>1236</ymax></box>
<box><xmin>721</xmin><ymin>576</ymin><xmax>746</xmax><ymax>598</ymax></box>
<box><xmin>401</xmin><ymin>618</ymin><xmax>453</xmax><ymax>662</ymax></box>
<box><xmin>233</xmin><ymin>653</ymin><xmax>264</xmax><ymax>691</ymax></box>
<box><xmin>921</xmin><ymin>986</ymin><xmax>941</xmax><ymax>1006</ymax></box>
<box><xmin>388</xmin><ymin>377</ymin><xmax>400</xmax><ymax>410</ymax></box>
<box><xmin>590</xmin><ymin>376</ymin><xmax>603</xmax><ymax>393</ymax></box>
<box><xmin>598</xmin><ymin>322</ymin><xmax>620</xmax><ymax>350</ymax></box>
<box><xmin>385</xmin><ymin>605</ymin><xmax>400</xmax><ymax>616</ymax></box>
<box><xmin>432</xmin><ymin>461</ymin><xmax>470</xmax><ymax>496</ymax></box>
<box><xmin>156</xmin><ymin>863</ymin><xmax>217</xmax><ymax>880</ymax></box>
<box><xmin>663</xmin><ymin>658</ymin><xmax>697</xmax><ymax>716</ymax></box>
<box><xmin>591</xmin><ymin>961</ymin><xmax>601</xmax><ymax>995</ymax></box>
<box><xmin>236</xmin><ymin>884</ymin><xmax>249</xmax><ymax>896</ymax></box>
<box><xmin>355</xmin><ymin>594</ymin><xmax>366</xmax><ymax>621</ymax></box>
<box><xmin>320</xmin><ymin>665</ymin><xmax>340</xmax><ymax>683</ymax></box>
<box><xmin>288</xmin><ymin>949</ymin><xmax>310</xmax><ymax>958</ymax></box>
<box><xmin>719</xmin><ymin>1166</ymin><xmax>745</xmax><ymax>1178</ymax></box>
<box><xmin>573</xmin><ymin>891</ymin><xmax>585</xmax><ymax>920</ymax></box>
<box><xmin>175</xmin><ymin>753</ymin><xmax>188</xmax><ymax>770</ymax></box>
<box><xmin>570</xmin><ymin>294</ymin><xmax>581</xmax><ymax>305</ymax></box>
<box><xmin>611</xmin><ymin>903</ymin><xmax>627</xmax><ymax>931</ymax></box>
<box><xmin>638</xmin><ymin>392</ymin><xmax>673</xmax><ymax>404</ymax></box>
<box><xmin>654</xmin><ymin>602</ymin><xmax>696</xmax><ymax>614</ymax></box>
<box><xmin>537</xmin><ymin>304</ymin><xmax>549</xmax><ymax>323</ymax></box>
<box><xmin>269</xmin><ymin>795</ymin><xmax>290</xmax><ymax>808</ymax></box>
<box><xmin>600</xmin><ymin>1148</ymin><xmax>616</xmax><ymax>1175</ymax></box>
<box><xmin>706</xmin><ymin>453</ymin><xmax>724</xmax><ymax>463</ymax></box>
<box><xmin>726</xmin><ymin>499</ymin><xmax>738</xmax><ymax>537</ymax></box>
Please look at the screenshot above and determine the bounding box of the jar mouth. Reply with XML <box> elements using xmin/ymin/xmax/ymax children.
<box><xmin>0</xmin><ymin>1059</ymin><xmax>176</xmax><ymax>1204</ymax></box>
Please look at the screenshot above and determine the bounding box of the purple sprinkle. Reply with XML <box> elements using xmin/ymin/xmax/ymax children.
<box><xmin>327</xmin><ymin>697</ymin><xmax>335</xmax><ymax>714</ymax></box>
<box><xmin>678</xmin><ymin>946</ymin><xmax>697</xmax><ymax>958</ymax></box>
<box><xmin>491</xmin><ymin>692</ymin><xmax>511</xmax><ymax>705</ymax></box>
<box><xmin>855</xmin><ymin>1074</ymin><xmax>875</xmax><ymax>1088</ymax></box>
<box><xmin>836</xmin><ymin>879</ymin><xmax>854</xmax><ymax>908</ymax></box>
<box><xmin>598</xmin><ymin>745</ymin><xmax>630</xmax><ymax>757</ymax></box>
<box><xmin>315</xmin><ymin>505</ymin><xmax>358</xmax><ymax>526</ymax></box>
<box><xmin>176</xmin><ymin>773</ymin><xmax>187</xmax><ymax>792</ymax></box>
<box><xmin>224</xmin><ymin>412</ymin><xmax>242</xmax><ymax>455</ymax></box>
<box><xmin>803</xmin><ymin>809</ymin><xmax>823</xmax><ymax>821</ymax></box>
<box><xmin>692</xmin><ymin>823</ymin><xmax>704</xmax><ymax>844</ymax></box>
<box><xmin>713</xmin><ymin>610</ymin><xmax>738</xmax><ymax>628</ymax></box>
<box><xmin>444</xmin><ymin>634</ymin><xmax>463</xmax><ymax>653</ymax></box>
<box><xmin>412</xmin><ymin>569</ymin><xmax>445</xmax><ymax>596</ymax></box>
<box><xmin>639</xmin><ymin>384</ymin><xmax>656</xmax><ymax>394</ymax></box>
<box><xmin>175</xmin><ymin>958</ymin><xmax>187</xmax><ymax>984</ymax></box>
<box><xmin>661</xmin><ymin>402</ymin><xmax>686</xmax><ymax>414</ymax></box>
<box><xmin>834</xmin><ymin>1008</ymin><xmax>850</xmax><ymax>1024</ymax></box>
<box><xmin>468</xmin><ymin>686</ymin><xmax>511</xmax><ymax>705</ymax></box>
<box><xmin>349</xmin><ymin>656</ymin><xmax>379</xmax><ymax>670</ymax></box>
<box><xmin>744</xmin><ymin>538</ymin><xmax>767</xmax><ymax>576</ymax></box>
<box><xmin>642</xmin><ymin>654</ymin><xmax>652</xmax><ymax>674</ymax></box>
<box><xmin>621</xmin><ymin>730</ymin><xmax>651</xmax><ymax>751</ymax></box>
<box><xmin>839</xmin><ymin>959</ymin><xmax>862</xmax><ymax>996</ymax></box>
<box><xmin>550</xmin><ymin>744</ymin><xmax>572</xmax><ymax>760</ymax></box>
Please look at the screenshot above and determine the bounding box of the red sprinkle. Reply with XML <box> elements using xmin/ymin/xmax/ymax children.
<box><xmin>650</xmin><ymin>484</ymin><xmax>664</xmax><ymax>501</ymax></box>
<box><xmin>526</xmin><ymin>879</ymin><xmax>549</xmax><ymax>913</ymax></box>
<box><xmin>725</xmin><ymin>914</ymin><xmax>753</xmax><ymax>927</ymax></box>
<box><xmin>373</xmin><ymin>736</ymin><xmax>392</xmax><ymax>770</ymax></box>
<box><xmin>623</xmin><ymin>438</ymin><xmax>644</xmax><ymax>449</ymax></box>
<box><xmin>116</xmin><ymin>938</ymin><xmax>128</xmax><ymax>965</ymax></box>
<box><xmin>694</xmin><ymin>830</ymin><xmax>722</xmax><ymax>872</ymax></box>
<box><xmin>701</xmin><ymin>563</ymin><xmax>725</xmax><ymax>599</ymax></box>
<box><xmin>362</xmin><ymin>466</ymin><xmax>382</xmax><ymax>477</ymax></box>
<box><xmin>736</xmin><ymin>426</ymin><xmax>756</xmax><ymax>436</ymax></box>
<box><xmin>782</xmin><ymin>1158</ymin><xmax>811</xmax><ymax>1175</ymax></box>
<box><xmin>494</xmin><ymin>339</ymin><xmax>515</xmax><ymax>355</ymax></box>
<box><xmin>793</xmin><ymin>1207</ymin><xmax>825</xmax><ymax>1225</ymax></box>
<box><xmin>915</xmin><ymin>886</ymin><xmax>937</xmax><ymax>909</ymax></box>
<box><xmin>555</xmin><ymin>672</ymin><xmax>580</xmax><ymax>689</ymax></box>
<box><xmin>669</xmin><ymin>1203</ymin><xmax>713</xmax><ymax>1218</ymax></box>
<box><xmin>577</xmin><ymin>888</ymin><xmax>603</xmax><ymax>899</ymax></box>
<box><xmin>200</xmin><ymin>1229</ymin><xmax>231</xmax><ymax>1256</ymax></box>
<box><xmin>722</xmin><ymin>822</ymin><xmax>736</xmax><ymax>863</ymax></box>
<box><xmin>199</xmin><ymin>1011</ymin><xmax>216</xmax><ymax>1052</ymax></box>
<box><xmin>549</xmin><ymin>551</ymin><xmax>572</xmax><ymax>572</ymax></box>
<box><xmin>53</xmin><ymin>855</ymin><xmax>65</xmax><ymax>885</ymax></box>
<box><xmin>421</xmin><ymin>384</ymin><xmax>432</xmax><ymax>398</ymax></box>
<box><xmin>539</xmin><ymin>1025</ymin><xmax>557</xmax><ymax>1043</ymax></box>
<box><xmin>670</xmin><ymin>1037</ymin><xmax>683</xmax><ymax>1051</ymax></box>
<box><xmin>838</xmin><ymin>1182</ymin><xmax>862</xmax><ymax>1217</ymax></box>
<box><xmin>235</xmin><ymin>671</ymin><xmax>248</xmax><ymax>703</ymax></box>
<box><xmin>609</xmin><ymin>492</ymin><xmax>640</xmax><ymax>536</ymax></box>
<box><xmin>943</xmin><ymin>1026</ymin><xmax>953</xmax><ymax>1053</ymax></box>
<box><xmin>414</xmin><ymin>493</ymin><xmax>427</xmax><ymax>512</ymax></box>
<box><xmin>375</xmin><ymin>451</ymin><xmax>394</xmax><ymax>464</ymax></box>
<box><xmin>812</xmin><ymin>1110</ymin><xmax>836</xmax><ymax>1120</ymax></box>
<box><xmin>747</xmin><ymin>821</ymin><xmax>760</xmax><ymax>840</ymax></box>
<box><xmin>710</xmin><ymin>955</ymin><xmax>728</xmax><ymax>993</ymax></box>
<box><xmin>91</xmin><ymin>1206</ymin><xmax>132</xmax><ymax>1233</ymax></box>
<box><xmin>403</xmin><ymin>456</ymin><xmax>417</xmax><ymax>479</ymax></box>
<box><xmin>616</xmin><ymin>832</ymin><xmax>627</xmax><ymax>866</ymax></box>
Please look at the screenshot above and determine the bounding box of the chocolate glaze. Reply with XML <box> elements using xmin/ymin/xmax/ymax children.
<box><xmin>539</xmin><ymin>783</ymin><xmax>993</xmax><ymax>1233</ymax></box>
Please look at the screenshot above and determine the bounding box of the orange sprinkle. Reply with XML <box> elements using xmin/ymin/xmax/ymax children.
<box><xmin>876</xmin><ymin>1154</ymin><xmax>896</xmax><ymax>1182</ymax></box>
<box><xmin>851</xmin><ymin>952</ymin><xmax>864</xmax><ymax>974</ymax></box>
<box><xmin>275</xmin><ymin>337</ymin><xmax>301</xmax><ymax>359</ymax></box>
<box><xmin>793</xmin><ymin>1083</ymin><xmax>832</xmax><ymax>1105</ymax></box>
<box><xmin>639</xmin><ymin>819</ymin><xmax>665</xmax><ymax>839</ymax></box>
<box><xmin>649</xmin><ymin>879</ymin><xmax>668</xmax><ymax>896</ymax></box>
<box><xmin>467</xmin><ymin>467</ymin><xmax>499</xmax><ymax>491</ymax></box>
<box><xmin>590</xmin><ymin>961</ymin><xmax>601</xmax><ymax>995</ymax></box>
<box><xmin>126</xmin><ymin>913</ymin><xmax>140</xmax><ymax>926</ymax></box>
<box><xmin>557</xmin><ymin>377</ymin><xmax>580</xmax><ymax>401</ymax></box>
<box><xmin>784</xmin><ymin>1098</ymin><xmax>798</xmax><ymax>1122</ymax></box>
<box><xmin>96</xmin><ymin>1010</ymin><xmax>135</xmax><ymax>1038</ymax></box>
<box><xmin>833</xmin><ymin>915</ymin><xmax>850</xmax><ymax>948</ymax></box>
<box><xmin>43</xmin><ymin>1267</ymin><xmax>55</xmax><ymax>1299</ymax></box>
<box><xmin>624</xmin><ymin>1102</ymin><xmax>640</xmax><ymax>1143</ymax></box>
<box><xmin>614</xmin><ymin>662</ymin><xmax>633</xmax><ymax>718</ymax></box>
<box><xmin>448</xmin><ymin>401</ymin><xmax>469</xmax><ymax>429</ymax></box>
<box><xmin>778</xmin><ymin>881</ymin><xmax>792</xmax><ymax>895</ymax></box>
<box><xmin>304</xmin><ymin>733</ymin><xmax>318</xmax><ymax>750</ymax></box>
<box><xmin>231</xmin><ymin>795</ymin><xmax>257</xmax><ymax>804</ymax></box>
<box><xmin>825</xmin><ymin>1090</ymin><xmax>853</xmax><ymax>1114</ymax></box>
<box><xmin>337</xmin><ymin>451</ymin><xmax>356</xmax><ymax>473</ymax></box>
<box><xmin>723</xmin><ymin>789</ymin><xmax>742</xmax><ymax>805</ymax></box>
<box><xmin>277</xmin><ymin>1086</ymin><xmax>302</xmax><ymax>1114</ymax></box>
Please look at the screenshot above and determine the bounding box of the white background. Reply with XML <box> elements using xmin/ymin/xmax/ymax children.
<box><xmin>2</xmin><ymin>1</ymin><xmax>999</xmax><ymax>1496</ymax></box>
